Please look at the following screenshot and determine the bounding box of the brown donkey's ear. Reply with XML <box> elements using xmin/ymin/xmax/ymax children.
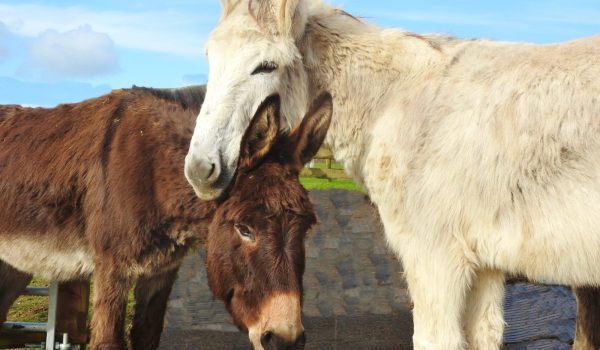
<box><xmin>290</xmin><ymin>92</ymin><xmax>333</xmax><ymax>169</ymax></box>
<box><xmin>239</xmin><ymin>94</ymin><xmax>281</xmax><ymax>171</ymax></box>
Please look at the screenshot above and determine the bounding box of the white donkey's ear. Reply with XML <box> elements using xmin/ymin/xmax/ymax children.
<box><xmin>246</xmin><ymin>0</ymin><xmax>307</xmax><ymax>38</ymax></box>
<box><xmin>276</xmin><ymin>0</ymin><xmax>304</xmax><ymax>37</ymax></box>
<box><xmin>220</xmin><ymin>0</ymin><xmax>239</xmax><ymax>18</ymax></box>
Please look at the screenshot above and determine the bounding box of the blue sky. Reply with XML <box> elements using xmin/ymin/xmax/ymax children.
<box><xmin>1</xmin><ymin>0</ymin><xmax>599</xmax><ymax>106</ymax></box>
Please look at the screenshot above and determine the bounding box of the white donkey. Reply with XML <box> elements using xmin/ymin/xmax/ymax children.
<box><xmin>184</xmin><ymin>1</ymin><xmax>600</xmax><ymax>349</ymax></box>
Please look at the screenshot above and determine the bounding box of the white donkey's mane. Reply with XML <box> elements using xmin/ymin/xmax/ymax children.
<box><xmin>292</xmin><ymin>1</ymin><xmax>466</xmax><ymax>180</ymax></box>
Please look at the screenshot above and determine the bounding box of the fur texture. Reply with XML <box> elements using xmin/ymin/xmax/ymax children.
<box><xmin>185</xmin><ymin>1</ymin><xmax>600</xmax><ymax>349</ymax></box>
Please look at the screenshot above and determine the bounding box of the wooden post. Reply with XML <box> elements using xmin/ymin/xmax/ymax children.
<box><xmin>56</xmin><ymin>280</ymin><xmax>90</xmax><ymax>346</ymax></box>
<box><xmin>0</xmin><ymin>332</ymin><xmax>45</xmax><ymax>348</ymax></box>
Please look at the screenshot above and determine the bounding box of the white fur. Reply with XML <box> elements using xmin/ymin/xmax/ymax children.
<box><xmin>0</xmin><ymin>233</ymin><xmax>94</xmax><ymax>281</ymax></box>
<box><xmin>188</xmin><ymin>1</ymin><xmax>600</xmax><ymax>348</ymax></box>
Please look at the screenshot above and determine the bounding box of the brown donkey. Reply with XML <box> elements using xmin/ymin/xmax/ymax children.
<box><xmin>0</xmin><ymin>86</ymin><xmax>333</xmax><ymax>350</ymax></box>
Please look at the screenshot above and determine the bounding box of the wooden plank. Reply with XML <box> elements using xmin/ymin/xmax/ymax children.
<box><xmin>0</xmin><ymin>332</ymin><xmax>45</xmax><ymax>348</ymax></box>
<box><xmin>2</xmin><ymin>321</ymin><xmax>47</xmax><ymax>332</ymax></box>
<box><xmin>300</xmin><ymin>168</ymin><xmax>353</xmax><ymax>180</ymax></box>
<box><xmin>56</xmin><ymin>280</ymin><xmax>90</xmax><ymax>345</ymax></box>
<box><xmin>315</xmin><ymin>147</ymin><xmax>334</xmax><ymax>158</ymax></box>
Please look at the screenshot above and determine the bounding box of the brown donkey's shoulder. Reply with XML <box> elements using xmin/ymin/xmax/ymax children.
<box><xmin>96</xmin><ymin>87</ymin><xmax>214</xmax><ymax>249</ymax></box>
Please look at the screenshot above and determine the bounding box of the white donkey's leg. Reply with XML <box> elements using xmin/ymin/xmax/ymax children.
<box><xmin>367</xmin><ymin>170</ymin><xmax>474</xmax><ymax>349</ymax></box>
<box><xmin>399</xmin><ymin>242</ymin><xmax>474</xmax><ymax>350</ymax></box>
<box><xmin>464</xmin><ymin>268</ymin><xmax>505</xmax><ymax>350</ymax></box>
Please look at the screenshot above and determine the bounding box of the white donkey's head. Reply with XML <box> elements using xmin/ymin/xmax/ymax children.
<box><xmin>185</xmin><ymin>0</ymin><xmax>312</xmax><ymax>200</ymax></box>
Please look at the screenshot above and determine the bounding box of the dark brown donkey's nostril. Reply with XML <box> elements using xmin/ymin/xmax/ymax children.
<box><xmin>261</xmin><ymin>331</ymin><xmax>274</xmax><ymax>349</ymax></box>
<box><xmin>260</xmin><ymin>331</ymin><xmax>306</xmax><ymax>350</ymax></box>
<box><xmin>294</xmin><ymin>331</ymin><xmax>306</xmax><ymax>349</ymax></box>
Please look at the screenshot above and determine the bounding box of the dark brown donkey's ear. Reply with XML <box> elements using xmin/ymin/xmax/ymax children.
<box><xmin>239</xmin><ymin>94</ymin><xmax>281</xmax><ymax>171</ymax></box>
<box><xmin>289</xmin><ymin>92</ymin><xmax>333</xmax><ymax>169</ymax></box>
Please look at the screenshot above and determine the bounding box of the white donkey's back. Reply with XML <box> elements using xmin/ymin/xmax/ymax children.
<box><xmin>363</xmin><ymin>31</ymin><xmax>600</xmax><ymax>349</ymax></box>
<box><xmin>406</xmin><ymin>34</ymin><xmax>600</xmax><ymax>285</ymax></box>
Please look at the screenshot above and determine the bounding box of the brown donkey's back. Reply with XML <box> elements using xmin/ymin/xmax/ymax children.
<box><xmin>0</xmin><ymin>86</ymin><xmax>211</xmax><ymax>281</ymax></box>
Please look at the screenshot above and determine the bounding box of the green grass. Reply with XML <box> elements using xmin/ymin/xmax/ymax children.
<box><xmin>300</xmin><ymin>177</ymin><xmax>364</xmax><ymax>192</ymax></box>
<box><xmin>7</xmin><ymin>277</ymin><xmax>49</xmax><ymax>323</ymax></box>
<box><xmin>7</xmin><ymin>279</ymin><xmax>136</xmax><ymax>328</ymax></box>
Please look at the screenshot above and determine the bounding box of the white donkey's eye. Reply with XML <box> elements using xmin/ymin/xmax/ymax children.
<box><xmin>251</xmin><ymin>61</ymin><xmax>278</xmax><ymax>75</ymax></box>
<box><xmin>234</xmin><ymin>223</ymin><xmax>255</xmax><ymax>242</ymax></box>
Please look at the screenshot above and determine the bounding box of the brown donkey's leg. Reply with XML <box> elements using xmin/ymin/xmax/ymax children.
<box><xmin>573</xmin><ymin>287</ymin><xmax>600</xmax><ymax>350</ymax></box>
<box><xmin>0</xmin><ymin>260</ymin><xmax>32</xmax><ymax>324</ymax></box>
<box><xmin>130</xmin><ymin>267</ymin><xmax>180</xmax><ymax>350</ymax></box>
<box><xmin>90</xmin><ymin>261</ymin><xmax>131</xmax><ymax>350</ymax></box>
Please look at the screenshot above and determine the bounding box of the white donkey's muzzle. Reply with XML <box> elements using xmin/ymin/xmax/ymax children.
<box><xmin>184</xmin><ymin>151</ymin><xmax>224</xmax><ymax>200</ymax></box>
<box><xmin>185</xmin><ymin>152</ymin><xmax>220</xmax><ymax>183</ymax></box>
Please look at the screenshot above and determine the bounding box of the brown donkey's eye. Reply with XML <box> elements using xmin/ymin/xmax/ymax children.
<box><xmin>234</xmin><ymin>223</ymin><xmax>255</xmax><ymax>242</ymax></box>
<box><xmin>251</xmin><ymin>61</ymin><xmax>278</xmax><ymax>75</ymax></box>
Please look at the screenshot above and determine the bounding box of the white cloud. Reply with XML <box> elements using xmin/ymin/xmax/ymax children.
<box><xmin>20</xmin><ymin>25</ymin><xmax>118</xmax><ymax>79</ymax></box>
<box><xmin>0</xmin><ymin>3</ymin><xmax>212</xmax><ymax>57</ymax></box>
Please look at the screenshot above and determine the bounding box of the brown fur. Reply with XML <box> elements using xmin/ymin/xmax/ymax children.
<box><xmin>0</xmin><ymin>87</ymin><xmax>331</xmax><ymax>350</ymax></box>
<box><xmin>574</xmin><ymin>287</ymin><xmax>600</xmax><ymax>350</ymax></box>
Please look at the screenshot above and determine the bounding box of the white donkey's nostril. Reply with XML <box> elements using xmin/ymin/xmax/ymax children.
<box><xmin>185</xmin><ymin>154</ymin><xmax>221</xmax><ymax>184</ymax></box>
<box><xmin>202</xmin><ymin>162</ymin><xmax>216</xmax><ymax>180</ymax></box>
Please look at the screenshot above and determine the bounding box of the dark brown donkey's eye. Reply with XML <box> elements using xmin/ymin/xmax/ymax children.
<box><xmin>251</xmin><ymin>61</ymin><xmax>278</xmax><ymax>75</ymax></box>
<box><xmin>234</xmin><ymin>224</ymin><xmax>255</xmax><ymax>242</ymax></box>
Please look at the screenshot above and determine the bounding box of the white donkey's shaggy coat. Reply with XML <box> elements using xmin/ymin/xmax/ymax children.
<box><xmin>185</xmin><ymin>1</ymin><xmax>600</xmax><ymax>348</ymax></box>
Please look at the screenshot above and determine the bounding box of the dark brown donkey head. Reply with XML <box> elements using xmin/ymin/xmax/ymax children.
<box><xmin>206</xmin><ymin>93</ymin><xmax>332</xmax><ymax>350</ymax></box>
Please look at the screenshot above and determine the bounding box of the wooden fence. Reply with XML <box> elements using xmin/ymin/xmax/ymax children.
<box><xmin>301</xmin><ymin>147</ymin><xmax>352</xmax><ymax>180</ymax></box>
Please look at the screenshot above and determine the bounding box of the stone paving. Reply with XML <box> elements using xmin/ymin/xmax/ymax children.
<box><xmin>159</xmin><ymin>190</ymin><xmax>577</xmax><ymax>350</ymax></box>
<box><xmin>159</xmin><ymin>313</ymin><xmax>414</xmax><ymax>350</ymax></box>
